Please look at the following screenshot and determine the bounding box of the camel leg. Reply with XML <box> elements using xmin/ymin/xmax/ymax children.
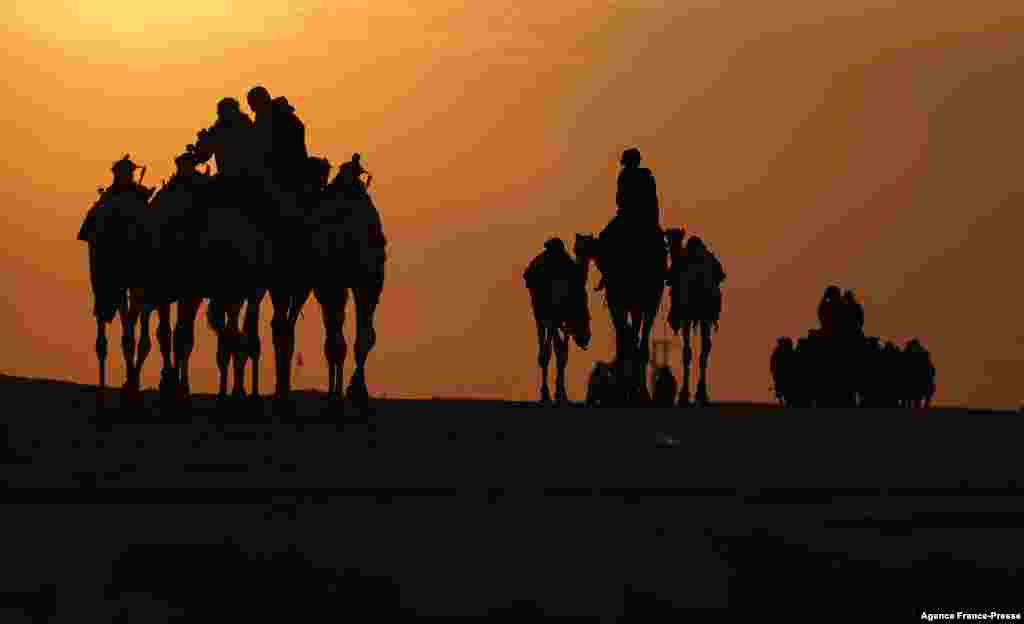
<box><xmin>244</xmin><ymin>290</ymin><xmax>266</xmax><ymax>400</ymax></box>
<box><xmin>215</xmin><ymin>301</ymin><xmax>239</xmax><ymax>399</ymax></box>
<box><xmin>318</xmin><ymin>287</ymin><xmax>348</xmax><ymax>403</ymax></box>
<box><xmin>607</xmin><ymin>303</ymin><xmax>629</xmax><ymax>404</ymax></box>
<box><xmin>679</xmin><ymin>320</ymin><xmax>693</xmax><ymax>407</ymax></box>
<box><xmin>226</xmin><ymin>302</ymin><xmax>246</xmax><ymax>398</ymax></box>
<box><xmin>95</xmin><ymin>318</ymin><xmax>109</xmax><ymax>399</ymax></box>
<box><xmin>638</xmin><ymin>311</ymin><xmax>658</xmax><ymax>402</ymax></box>
<box><xmin>553</xmin><ymin>328</ymin><xmax>570</xmax><ymax>404</ymax></box>
<box><xmin>537</xmin><ymin>321</ymin><xmax>552</xmax><ymax>404</ymax></box>
<box><xmin>136</xmin><ymin>301</ymin><xmax>154</xmax><ymax>392</ymax></box>
<box><xmin>174</xmin><ymin>297</ymin><xmax>201</xmax><ymax>399</ymax></box>
<box><xmin>315</xmin><ymin>289</ymin><xmax>335</xmax><ymax>397</ymax></box>
<box><xmin>696</xmin><ymin>320</ymin><xmax>712</xmax><ymax>406</ymax></box>
<box><xmin>347</xmin><ymin>284</ymin><xmax>379</xmax><ymax>408</ymax></box>
<box><xmin>333</xmin><ymin>291</ymin><xmax>349</xmax><ymax>402</ymax></box>
<box><xmin>156</xmin><ymin>303</ymin><xmax>175</xmax><ymax>397</ymax></box>
<box><xmin>269</xmin><ymin>289</ymin><xmax>294</xmax><ymax>400</ymax></box>
<box><xmin>120</xmin><ymin>292</ymin><xmax>142</xmax><ymax>394</ymax></box>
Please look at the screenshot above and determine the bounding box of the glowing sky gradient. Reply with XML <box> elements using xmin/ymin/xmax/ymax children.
<box><xmin>2</xmin><ymin>1</ymin><xmax>1022</xmax><ymax>407</ymax></box>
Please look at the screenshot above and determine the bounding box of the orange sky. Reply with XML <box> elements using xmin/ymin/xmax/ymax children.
<box><xmin>2</xmin><ymin>1</ymin><xmax>1022</xmax><ymax>407</ymax></box>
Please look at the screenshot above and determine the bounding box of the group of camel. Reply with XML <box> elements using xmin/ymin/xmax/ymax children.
<box><xmin>81</xmin><ymin>132</ymin><xmax>386</xmax><ymax>410</ymax></box>
<box><xmin>525</xmin><ymin>227</ymin><xmax>725</xmax><ymax>407</ymax></box>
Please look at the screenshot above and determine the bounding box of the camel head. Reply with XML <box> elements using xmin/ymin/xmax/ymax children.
<box><xmin>573</xmin><ymin>233</ymin><xmax>597</xmax><ymax>263</ymax></box>
<box><xmin>569</xmin><ymin>304</ymin><xmax>592</xmax><ymax>351</ymax></box>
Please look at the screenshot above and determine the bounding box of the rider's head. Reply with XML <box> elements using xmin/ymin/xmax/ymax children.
<box><xmin>111</xmin><ymin>154</ymin><xmax>139</xmax><ymax>184</ymax></box>
<box><xmin>544</xmin><ymin>237</ymin><xmax>566</xmax><ymax>254</ymax></box>
<box><xmin>824</xmin><ymin>285</ymin><xmax>841</xmax><ymax>300</ymax></box>
<box><xmin>217</xmin><ymin>97</ymin><xmax>242</xmax><ymax>121</ymax></box>
<box><xmin>246</xmin><ymin>86</ymin><xmax>272</xmax><ymax>114</ymax></box>
<box><xmin>621</xmin><ymin>148</ymin><xmax>642</xmax><ymax>168</ymax></box>
<box><xmin>685</xmin><ymin>236</ymin><xmax>705</xmax><ymax>254</ymax></box>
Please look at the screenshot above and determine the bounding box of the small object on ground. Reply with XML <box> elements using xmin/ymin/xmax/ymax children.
<box><xmin>655</xmin><ymin>432</ymin><xmax>679</xmax><ymax>447</ymax></box>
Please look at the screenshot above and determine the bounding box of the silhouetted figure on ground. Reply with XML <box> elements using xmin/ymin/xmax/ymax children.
<box><xmin>788</xmin><ymin>335</ymin><xmax>815</xmax><ymax>407</ymax></box>
<box><xmin>524</xmin><ymin>237</ymin><xmax>592</xmax><ymax>404</ymax></box>
<box><xmin>902</xmin><ymin>339</ymin><xmax>936</xmax><ymax>408</ymax></box>
<box><xmin>857</xmin><ymin>336</ymin><xmax>885</xmax><ymax>407</ymax></box>
<box><xmin>77</xmin><ymin>155</ymin><xmax>155</xmax><ymax>400</ymax></box>
<box><xmin>880</xmin><ymin>341</ymin><xmax>903</xmax><ymax>406</ymax></box>
<box><xmin>770</xmin><ymin>337</ymin><xmax>796</xmax><ymax>407</ymax></box>
<box><xmin>652</xmin><ymin>365</ymin><xmax>678</xmax><ymax>407</ymax></box>
<box><xmin>665</xmin><ymin>229</ymin><xmax>726</xmax><ymax>406</ymax></box>
<box><xmin>841</xmin><ymin>290</ymin><xmax>865</xmax><ymax>338</ymax></box>
<box><xmin>817</xmin><ymin>286</ymin><xmax>842</xmax><ymax>337</ymax></box>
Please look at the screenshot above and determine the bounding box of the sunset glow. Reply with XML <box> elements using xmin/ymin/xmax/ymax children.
<box><xmin>1</xmin><ymin>1</ymin><xmax>1023</xmax><ymax>407</ymax></box>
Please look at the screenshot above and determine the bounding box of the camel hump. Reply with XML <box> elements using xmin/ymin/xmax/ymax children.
<box><xmin>77</xmin><ymin>192</ymin><xmax>148</xmax><ymax>245</ymax></box>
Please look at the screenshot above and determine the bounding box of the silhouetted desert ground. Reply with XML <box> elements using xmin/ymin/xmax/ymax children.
<box><xmin>1</xmin><ymin>373</ymin><xmax>1022</xmax><ymax>620</ymax></box>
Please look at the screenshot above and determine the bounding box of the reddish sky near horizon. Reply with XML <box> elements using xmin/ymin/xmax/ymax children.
<box><xmin>1</xmin><ymin>1</ymin><xmax>1022</xmax><ymax>408</ymax></box>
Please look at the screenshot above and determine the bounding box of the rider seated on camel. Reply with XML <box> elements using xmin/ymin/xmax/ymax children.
<box><xmin>329</xmin><ymin>153</ymin><xmax>372</xmax><ymax>200</ymax></box>
<box><xmin>169</xmin><ymin>145</ymin><xmax>213</xmax><ymax>188</ymax></box>
<box><xmin>77</xmin><ymin>154</ymin><xmax>154</xmax><ymax>243</ymax></box>
<box><xmin>595</xmin><ymin>147</ymin><xmax>663</xmax><ymax>291</ymax></box>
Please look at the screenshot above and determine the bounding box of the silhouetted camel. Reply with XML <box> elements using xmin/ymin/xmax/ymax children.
<box><xmin>126</xmin><ymin>165</ymin><xmax>217</xmax><ymax>402</ymax></box>
<box><xmin>574</xmin><ymin>231</ymin><xmax>666</xmax><ymax>403</ymax></box>
<box><xmin>79</xmin><ymin>186</ymin><xmax>145</xmax><ymax>398</ymax></box>
<box><xmin>665</xmin><ymin>229</ymin><xmax>725</xmax><ymax>406</ymax></box>
<box><xmin>192</xmin><ymin>119</ymin><xmax>305</xmax><ymax>404</ymax></box>
<box><xmin>523</xmin><ymin>237</ymin><xmax>592</xmax><ymax>404</ymax></box>
<box><xmin>306</xmin><ymin>163</ymin><xmax>387</xmax><ymax>408</ymax></box>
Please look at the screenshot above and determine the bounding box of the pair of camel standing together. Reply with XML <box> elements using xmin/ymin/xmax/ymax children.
<box><xmin>83</xmin><ymin>143</ymin><xmax>386</xmax><ymax>409</ymax></box>
<box><xmin>526</xmin><ymin>226</ymin><xmax>724</xmax><ymax>407</ymax></box>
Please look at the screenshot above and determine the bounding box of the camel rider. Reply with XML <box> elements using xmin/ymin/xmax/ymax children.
<box><xmin>330</xmin><ymin>153</ymin><xmax>372</xmax><ymax>200</ymax></box>
<box><xmin>595</xmin><ymin>148</ymin><xmax>662</xmax><ymax>290</ymax></box>
<box><xmin>192</xmin><ymin>97</ymin><xmax>257</xmax><ymax>180</ymax></box>
<box><xmin>77</xmin><ymin>154</ymin><xmax>154</xmax><ymax>243</ymax></box>
<box><xmin>170</xmin><ymin>145</ymin><xmax>212</xmax><ymax>187</ymax></box>
<box><xmin>247</xmin><ymin>85</ymin><xmax>310</xmax><ymax>195</ymax></box>
<box><xmin>616</xmin><ymin>148</ymin><xmax>659</xmax><ymax>229</ymax></box>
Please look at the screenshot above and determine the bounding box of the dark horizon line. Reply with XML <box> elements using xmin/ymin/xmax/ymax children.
<box><xmin>0</xmin><ymin>374</ymin><xmax>1016</xmax><ymax>414</ymax></box>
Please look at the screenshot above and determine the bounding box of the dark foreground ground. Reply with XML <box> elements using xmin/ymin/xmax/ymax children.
<box><xmin>1</xmin><ymin>374</ymin><xmax>1022</xmax><ymax>621</ymax></box>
